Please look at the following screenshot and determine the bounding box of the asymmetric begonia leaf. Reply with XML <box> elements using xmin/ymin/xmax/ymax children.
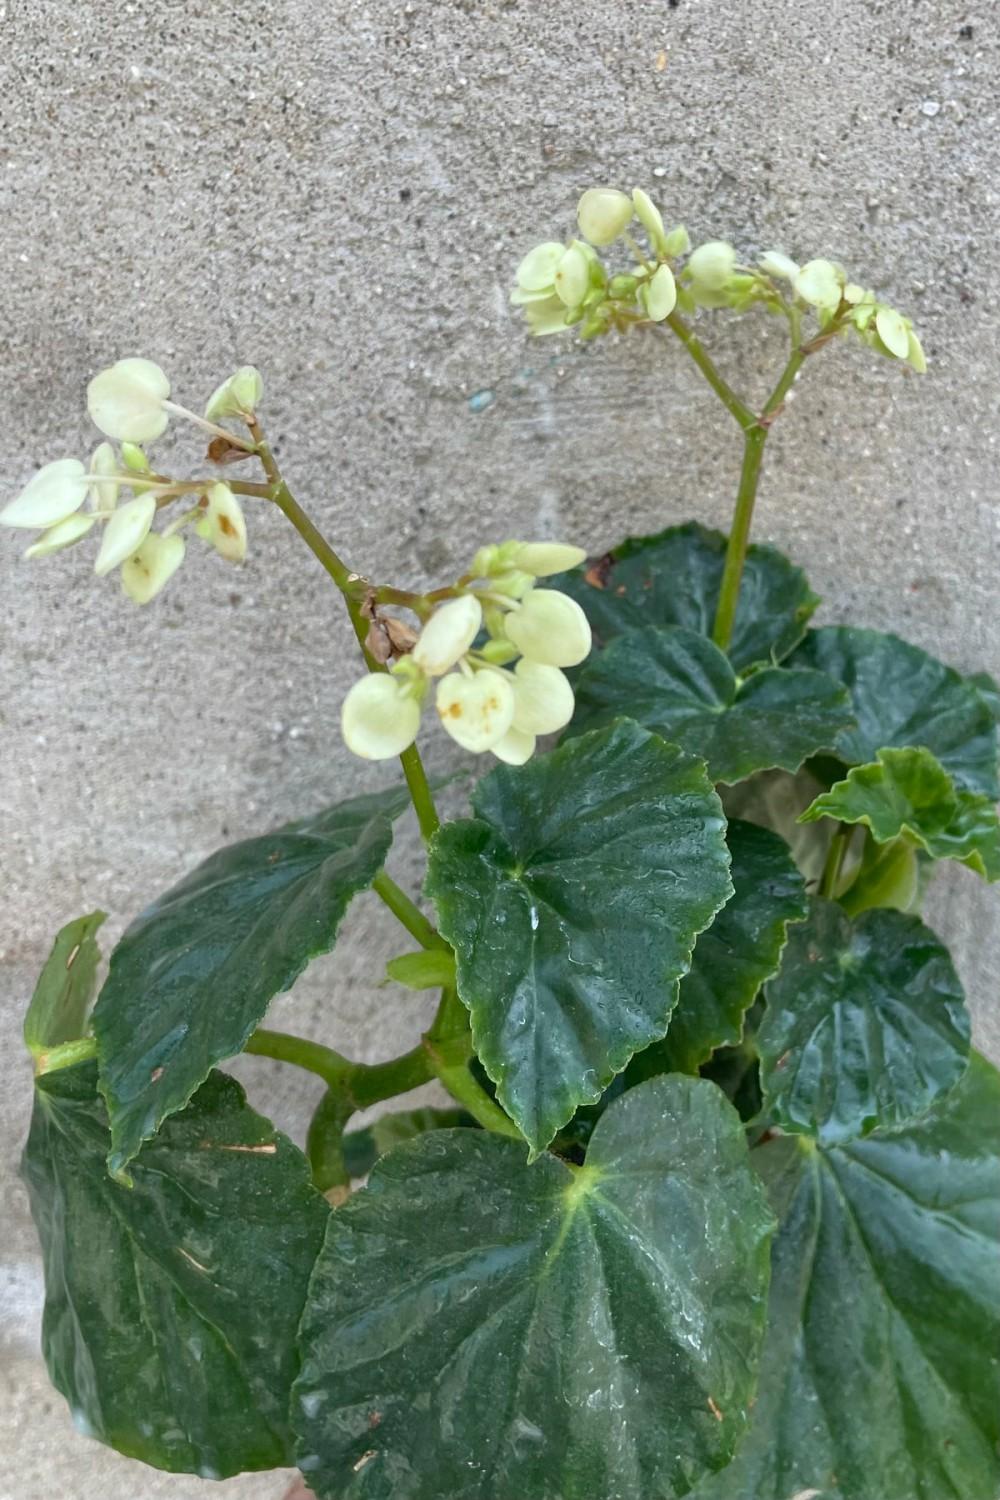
<box><xmin>23</xmin><ymin>909</ymin><xmax>106</xmax><ymax>1061</ymax></box>
<box><xmin>693</xmin><ymin>1053</ymin><xmax>1000</xmax><ymax>1500</ymax></box>
<box><xmin>93</xmin><ymin>784</ymin><xmax>412</xmax><ymax>1178</ymax></box>
<box><xmin>293</xmin><ymin>1075</ymin><xmax>775</xmax><ymax>1500</ymax></box>
<box><xmin>551</xmin><ymin>521</ymin><xmax>818</xmax><ymax>671</ymax></box>
<box><xmin>425</xmin><ymin>720</ymin><xmax>733</xmax><ymax>1153</ymax></box>
<box><xmin>569</xmin><ymin>626</ymin><xmax>853</xmax><ymax>784</ymax></box>
<box><xmin>791</xmin><ymin>626</ymin><xmax>998</xmax><ymax>796</ymax></box>
<box><xmin>758</xmin><ymin>898</ymin><xmax>969</xmax><ymax>1143</ymax></box>
<box><xmin>21</xmin><ymin>1061</ymin><xmax>328</xmax><ymax>1478</ymax></box>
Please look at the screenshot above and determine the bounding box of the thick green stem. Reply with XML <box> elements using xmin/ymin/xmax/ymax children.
<box><xmin>34</xmin><ymin>1036</ymin><xmax>98</xmax><ymax>1076</ymax></box>
<box><xmin>423</xmin><ymin>987</ymin><xmax>522</xmax><ymax>1141</ymax></box>
<box><xmin>246</xmin><ymin>1027</ymin><xmax>432</xmax><ymax>1108</ymax></box>
<box><xmin>372</xmin><ymin>870</ymin><xmax>448</xmax><ymax>950</ymax></box>
<box><xmin>820</xmin><ymin>823</ymin><xmax>852</xmax><ymax>900</ymax></box>
<box><xmin>711</xmin><ymin>426</ymin><xmax>769</xmax><ymax>651</ymax></box>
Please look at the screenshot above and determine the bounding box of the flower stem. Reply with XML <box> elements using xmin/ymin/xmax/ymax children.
<box><xmin>665</xmin><ymin>312</ymin><xmax>755</xmax><ymax>430</ymax></box>
<box><xmin>245</xmin><ymin>1027</ymin><xmax>432</xmax><ymax>1108</ymax></box>
<box><xmin>372</xmin><ymin>870</ymin><xmax>448</xmax><ymax>950</ymax></box>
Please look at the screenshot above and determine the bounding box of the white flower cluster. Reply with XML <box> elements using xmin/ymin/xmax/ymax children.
<box><xmin>0</xmin><ymin>359</ymin><xmax>260</xmax><ymax>602</ymax></box>
<box><xmin>512</xmin><ymin>186</ymin><xmax>926</xmax><ymax>371</ymax></box>
<box><xmin>341</xmin><ymin>542</ymin><xmax>591</xmax><ymax>765</ymax></box>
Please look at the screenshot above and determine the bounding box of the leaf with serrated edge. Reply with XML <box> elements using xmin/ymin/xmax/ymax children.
<box><xmin>759</xmin><ymin>898</ymin><xmax>969</xmax><ymax>1144</ymax></box>
<box><xmin>570</xmin><ymin>626</ymin><xmax>853</xmax><ymax>785</ymax></box>
<box><xmin>693</xmin><ymin>1053</ymin><xmax>1000</xmax><ymax>1500</ymax></box>
<box><xmin>94</xmin><ymin>784</ymin><xmax>412</xmax><ymax>1178</ymax></box>
<box><xmin>800</xmin><ymin>746</ymin><xmax>1000</xmax><ymax>881</ymax></box>
<box><xmin>792</xmin><ymin>626</ymin><xmax>998</xmax><ymax>797</ymax></box>
<box><xmin>23</xmin><ymin>910</ymin><xmax>106</xmax><ymax>1059</ymax></box>
<box><xmin>21</xmin><ymin>1061</ymin><xmax>328</xmax><ymax>1478</ymax></box>
<box><xmin>293</xmin><ymin>1075</ymin><xmax>775</xmax><ymax>1500</ymax></box>
<box><xmin>426</xmin><ymin>720</ymin><xmax>733</xmax><ymax>1154</ymax></box>
<box><xmin>552</xmin><ymin>521</ymin><xmax>818</xmax><ymax>671</ymax></box>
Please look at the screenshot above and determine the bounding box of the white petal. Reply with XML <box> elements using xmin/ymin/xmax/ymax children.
<box><xmin>554</xmin><ymin>244</ymin><xmax>590</xmax><ymax>308</ymax></box>
<box><xmin>505</xmin><ymin>589</ymin><xmax>592</xmax><ymax>668</ymax></box>
<box><xmin>794</xmin><ymin>259</ymin><xmax>843</xmax><ymax>311</ymax></box>
<box><xmin>89</xmin><ymin>442</ymin><xmax>120</xmax><ymax>511</ymax></box>
<box><xmin>195</xmin><ymin>482</ymin><xmax>247</xmax><ymax>563</ymax></box>
<box><xmin>759</xmin><ymin>250</ymin><xmax>800</xmax><ymax>282</ymax></box>
<box><xmin>411</xmin><ymin>596</ymin><xmax>482</xmax><ymax>676</ymax></box>
<box><xmin>512</xmin><ymin>660</ymin><xmax>576</xmax><ymax>735</ymax></box>
<box><xmin>875</xmin><ymin>306</ymin><xmax>910</xmax><ymax>360</ymax></box>
<box><xmin>906</xmin><ymin>329</ymin><xmax>927</xmax><ymax>374</ymax></box>
<box><xmin>687</xmin><ymin>241</ymin><xmax>736</xmax><ymax>291</ymax></box>
<box><xmin>94</xmin><ymin>494</ymin><xmax>157</xmax><ymax>576</ymax></box>
<box><xmin>632</xmin><ymin>187</ymin><xmax>665</xmax><ymax>249</ymax></box>
<box><xmin>523</xmin><ymin>294</ymin><xmax>572</xmax><ymax>336</ymax></box>
<box><xmin>436</xmin><ymin>671</ymin><xmax>516</xmax><ymax>752</ymax></box>
<box><xmin>87</xmin><ymin>358</ymin><xmax>170</xmax><ymax>443</ymax></box>
<box><xmin>644</xmin><ymin>263</ymin><xmax>677</xmax><ymax>321</ymax></box>
<box><xmin>492</xmin><ymin>726</ymin><xmax>536</xmax><ymax>765</ymax></box>
<box><xmin>121</xmin><ymin>533</ymin><xmax>185</xmax><ymax>603</ymax></box>
<box><xmin>24</xmin><ymin>513</ymin><xmax>96</xmax><ymax>558</ymax></box>
<box><xmin>1</xmin><ymin>459</ymin><xmax>89</xmax><ymax>529</ymax></box>
<box><xmin>341</xmin><ymin>674</ymin><xmax>421</xmax><ymax>760</ymax></box>
<box><xmin>515</xmin><ymin>242</ymin><xmax>566</xmax><ymax>293</ymax></box>
<box><xmin>511</xmin><ymin>542</ymin><xmax>587</xmax><ymax>577</ymax></box>
<box><xmin>576</xmin><ymin>188</ymin><xmax>633</xmax><ymax>247</ymax></box>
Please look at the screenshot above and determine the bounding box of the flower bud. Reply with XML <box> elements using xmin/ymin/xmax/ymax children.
<box><xmin>608</xmin><ymin>274</ymin><xmax>639</xmax><ymax>297</ymax></box>
<box><xmin>512</xmin><ymin>660</ymin><xmax>576</xmax><ymax>735</ymax></box>
<box><xmin>642</xmin><ymin>263</ymin><xmax>677</xmax><ymax>321</ymax></box>
<box><xmin>121</xmin><ymin>533</ymin><xmax>186</xmax><ymax>604</ymax></box>
<box><xmin>906</xmin><ymin>329</ymin><xmax>927</xmax><ymax>374</ymax></box>
<box><xmin>488</xmin><ymin>569</ymin><xmax>535</xmax><ymax>600</ymax></box>
<box><xmin>759</xmin><ymin>251</ymin><xmax>800</xmax><ymax>282</ymax></box>
<box><xmin>195</xmin><ymin>482</ymin><xmax>247</xmax><ymax>563</ymax></box>
<box><xmin>204</xmin><ymin>365</ymin><xmax>264</xmax><ymax>420</ymax></box>
<box><xmin>663</xmin><ymin>225</ymin><xmax>691</xmax><ymax>258</ymax></box>
<box><xmin>411</xmin><ymin>595</ymin><xmax>482</xmax><ymax>676</ymax></box>
<box><xmin>436</xmin><ymin>669</ymin><xmax>516</xmax><ymax>752</ymax></box>
<box><xmin>94</xmin><ymin>494</ymin><xmax>157</xmax><ymax>577</ymax></box>
<box><xmin>510</xmin><ymin>542</ymin><xmax>587</xmax><ymax>577</ymax></box>
<box><xmin>491</xmin><ymin>726</ymin><xmax>536</xmax><ymax>765</ymax></box>
<box><xmin>632</xmin><ymin>188</ymin><xmax>666</xmax><ymax>254</ymax></box>
<box><xmin>554</xmin><ymin>243</ymin><xmax>591</xmax><ymax>308</ymax></box>
<box><xmin>577</xmin><ymin>188</ymin><xmax>633</xmax><ymax>247</ymax></box>
<box><xmin>89</xmin><ymin>442</ymin><xmax>120</xmax><ymax>511</ymax></box>
<box><xmin>874</xmin><ymin>306</ymin><xmax>910</xmax><ymax>360</ymax></box>
<box><xmin>505</xmin><ymin>588</ymin><xmax>592</xmax><ymax>668</ymax></box>
<box><xmin>87</xmin><ymin>358</ymin><xmax>171</xmax><ymax>443</ymax></box>
<box><xmin>687</xmin><ymin>241</ymin><xmax>737</xmax><ymax>292</ymax></box>
<box><xmin>842</xmin><ymin>283</ymin><xmax>867</xmax><ymax>305</ymax></box>
<box><xmin>120</xmin><ymin>441</ymin><xmax>151</xmax><ymax>473</ymax></box>
<box><xmin>24</xmin><ymin>513</ymin><xmax>96</xmax><ymax>558</ymax></box>
<box><xmin>477</xmin><ymin>638</ymin><xmax>520</xmax><ymax>665</ymax></box>
<box><xmin>794</xmin><ymin>259</ymin><xmax>843</xmax><ymax>312</ymax></box>
<box><xmin>0</xmin><ymin>459</ymin><xmax>89</xmax><ymax>529</ymax></box>
<box><xmin>341</xmin><ymin>673</ymin><xmax>422</xmax><ymax>760</ymax></box>
<box><xmin>516</xmin><ymin>242</ymin><xmax>566</xmax><ymax>293</ymax></box>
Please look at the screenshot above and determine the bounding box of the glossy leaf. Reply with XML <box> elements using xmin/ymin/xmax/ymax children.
<box><xmin>801</xmin><ymin>746</ymin><xmax>1000</xmax><ymax>881</ymax></box>
<box><xmin>632</xmin><ymin>821</ymin><xmax>807</xmax><ymax>1076</ymax></box>
<box><xmin>94</xmin><ymin>784</ymin><xmax>412</xmax><ymax>1179</ymax></box>
<box><xmin>552</xmin><ymin>521</ymin><xmax>818</xmax><ymax>671</ymax></box>
<box><xmin>342</xmin><ymin>1106</ymin><xmax>476</xmax><ymax>1178</ymax></box>
<box><xmin>293</xmin><ymin>1076</ymin><xmax>775</xmax><ymax>1500</ymax></box>
<box><xmin>694</xmin><ymin>1053</ymin><xmax>1000</xmax><ymax>1500</ymax></box>
<box><xmin>759</xmin><ymin>899</ymin><xmax>969</xmax><ymax>1143</ymax></box>
<box><xmin>23</xmin><ymin>910</ymin><xmax>106</xmax><ymax>1061</ymax></box>
<box><xmin>21</xmin><ymin>1061</ymin><xmax>328</xmax><ymax>1477</ymax></box>
<box><xmin>792</xmin><ymin>626</ymin><xmax>998</xmax><ymax>797</ymax></box>
<box><xmin>570</xmin><ymin>627</ymin><xmax>853</xmax><ymax>784</ymax></box>
<box><xmin>426</xmin><ymin>720</ymin><xmax>732</xmax><ymax>1153</ymax></box>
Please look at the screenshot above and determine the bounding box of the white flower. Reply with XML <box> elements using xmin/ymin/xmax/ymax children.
<box><xmin>794</xmin><ymin>259</ymin><xmax>843</xmax><ymax>312</ymax></box>
<box><xmin>87</xmin><ymin>358</ymin><xmax>171</xmax><ymax>443</ymax></box>
<box><xmin>515</xmin><ymin>242</ymin><xmax>567</xmax><ymax>293</ymax></box>
<box><xmin>577</xmin><ymin>188</ymin><xmax>633</xmax><ymax>247</ymax></box>
<box><xmin>663</xmin><ymin>225</ymin><xmax>691</xmax><ymax>258</ymax></box>
<box><xmin>436</xmin><ymin>670</ymin><xmax>515</xmax><ymax>752</ymax></box>
<box><xmin>510</xmin><ymin>542</ymin><xmax>587</xmax><ymax>577</ymax></box>
<box><xmin>504</xmin><ymin>588</ymin><xmax>592</xmax><ymax>668</ymax></box>
<box><xmin>89</xmin><ymin>442</ymin><xmax>120</xmax><ymax>512</ymax></box>
<box><xmin>874</xmin><ymin>306</ymin><xmax>910</xmax><ymax>360</ymax></box>
<box><xmin>491</xmin><ymin>725</ymin><xmax>536</xmax><ymax>765</ymax></box>
<box><xmin>642</xmin><ymin>263</ymin><xmax>677</xmax><ymax>321</ymax></box>
<box><xmin>687</xmin><ymin>241</ymin><xmax>737</xmax><ymax>292</ymax></box>
<box><xmin>511</xmin><ymin>660</ymin><xmax>576</xmax><ymax>735</ymax></box>
<box><xmin>553</xmin><ymin>243</ymin><xmax>591</xmax><ymax>308</ymax></box>
<box><xmin>204</xmin><ymin>366</ymin><xmax>264</xmax><ymax>420</ymax></box>
<box><xmin>195</xmin><ymin>482</ymin><xmax>247</xmax><ymax>563</ymax></box>
<box><xmin>0</xmin><ymin>459</ymin><xmax>90</xmax><ymax>529</ymax></box>
<box><xmin>759</xmin><ymin>250</ymin><xmax>800</xmax><ymax>282</ymax></box>
<box><xmin>632</xmin><ymin>188</ymin><xmax>666</xmax><ymax>255</ymax></box>
<box><xmin>94</xmin><ymin>494</ymin><xmax>157</xmax><ymax>576</ymax></box>
<box><xmin>341</xmin><ymin>673</ymin><xmax>422</xmax><ymax>760</ymax></box>
<box><xmin>121</xmin><ymin>533</ymin><xmax>186</xmax><ymax>604</ymax></box>
<box><xmin>411</xmin><ymin>596</ymin><xmax>482</xmax><ymax>676</ymax></box>
<box><xmin>24</xmin><ymin>513</ymin><xmax>96</xmax><ymax>558</ymax></box>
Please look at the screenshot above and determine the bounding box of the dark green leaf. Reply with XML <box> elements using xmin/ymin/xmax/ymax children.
<box><xmin>23</xmin><ymin>910</ymin><xmax>106</xmax><ymax>1060</ymax></box>
<box><xmin>693</xmin><ymin>1053</ymin><xmax>1000</xmax><ymax>1500</ymax></box>
<box><xmin>791</xmin><ymin>626</ymin><xmax>998</xmax><ymax>797</ymax></box>
<box><xmin>553</xmin><ymin>521</ymin><xmax>818</xmax><ymax>671</ymax></box>
<box><xmin>384</xmin><ymin>948</ymin><xmax>456</xmax><ymax>989</ymax></box>
<box><xmin>342</xmin><ymin>1106</ymin><xmax>476</xmax><ymax>1178</ymax></box>
<box><xmin>632</xmin><ymin>821</ymin><xmax>807</xmax><ymax>1076</ymax></box>
<box><xmin>293</xmin><ymin>1075</ymin><xmax>775</xmax><ymax>1500</ymax></box>
<box><xmin>759</xmin><ymin>899</ymin><xmax>969</xmax><ymax>1143</ymax></box>
<box><xmin>425</xmin><ymin>721</ymin><xmax>732</xmax><ymax>1153</ymax></box>
<box><xmin>968</xmin><ymin>668</ymin><xmax>1000</xmax><ymax>724</ymax></box>
<box><xmin>570</xmin><ymin>627</ymin><xmax>853</xmax><ymax>784</ymax></box>
<box><xmin>21</xmin><ymin>1061</ymin><xmax>328</xmax><ymax>1478</ymax></box>
<box><xmin>801</xmin><ymin>745</ymin><xmax>1000</xmax><ymax>881</ymax></box>
<box><xmin>93</xmin><ymin>785</ymin><xmax>411</xmax><ymax>1179</ymax></box>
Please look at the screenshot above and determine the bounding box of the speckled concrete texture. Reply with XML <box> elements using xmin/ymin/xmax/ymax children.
<box><xmin>1</xmin><ymin>0</ymin><xmax>998</xmax><ymax>1493</ymax></box>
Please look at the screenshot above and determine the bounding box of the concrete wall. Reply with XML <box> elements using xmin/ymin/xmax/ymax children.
<box><xmin>2</xmin><ymin>0</ymin><xmax>997</xmax><ymax>1493</ymax></box>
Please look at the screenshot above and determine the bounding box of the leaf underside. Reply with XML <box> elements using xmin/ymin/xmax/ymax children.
<box><xmin>23</xmin><ymin>909</ymin><xmax>106</xmax><ymax>1058</ymax></box>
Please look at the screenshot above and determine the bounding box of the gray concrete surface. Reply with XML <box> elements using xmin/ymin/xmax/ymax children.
<box><xmin>2</xmin><ymin>0</ymin><xmax>998</xmax><ymax>1493</ymax></box>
